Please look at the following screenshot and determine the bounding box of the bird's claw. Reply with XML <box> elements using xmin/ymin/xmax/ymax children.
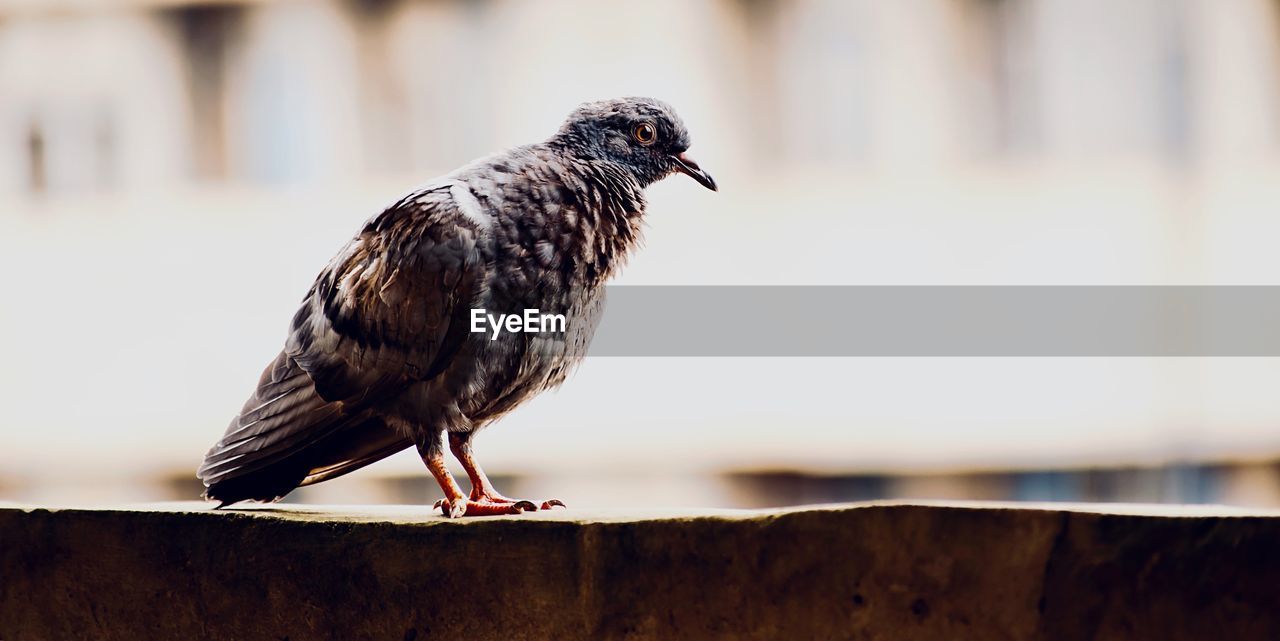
<box><xmin>434</xmin><ymin>497</ymin><xmax>564</xmax><ymax>518</ymax></box>
<box><xmin>436</xmin><ymin>498</ymin><xmax>467</xmax><ymax>519</ymax></box>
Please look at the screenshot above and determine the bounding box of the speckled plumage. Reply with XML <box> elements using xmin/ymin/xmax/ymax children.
<box><xmin>198</xmin><ymin>97</ymin><xmax>715</xmax><ymax>508</ymax></box>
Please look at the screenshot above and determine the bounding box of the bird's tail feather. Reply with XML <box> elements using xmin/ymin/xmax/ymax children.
<box><xmin>198</xmin><ymin>352</ymin><xmax>412</xmax><ymax>505</ymax></box>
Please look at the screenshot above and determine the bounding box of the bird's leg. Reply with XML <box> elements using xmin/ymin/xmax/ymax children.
<box><xmin>416</xmin><ymin>431</ymin><xmax>538</xmax><ymax>518</ymax></box>
<box><xmin>448</xmin><ymin>431</ymin><xmax>565</xmax><ymax>511</ymax></box>
<box><xmin>416</xmin><ymin>433</ymin><xmax>469</xmax><ymax>518</ymax></box>
<box><xmin>448</xmin><ymin>431</ymin><xmax>517</xmax><ymax>503</ymax></box>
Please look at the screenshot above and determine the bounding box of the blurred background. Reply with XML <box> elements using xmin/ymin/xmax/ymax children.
<box><xmin>3</xmin><ymin>0</ymin><xmax>1280</xmax><ymax>509</ymax></box>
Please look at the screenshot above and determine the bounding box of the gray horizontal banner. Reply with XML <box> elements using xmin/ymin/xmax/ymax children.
<box><xmin>574</xmin><ymin>286</ymin><xmax>1280</xmax><ymax>356</ymax></box>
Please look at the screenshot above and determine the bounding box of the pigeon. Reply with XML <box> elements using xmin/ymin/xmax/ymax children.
<box><xmin>197</xmin><ymin>97</ymin><xmax>717</xmax><ymax>517</ymax></box>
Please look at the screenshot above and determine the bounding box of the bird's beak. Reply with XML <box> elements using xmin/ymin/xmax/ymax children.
<box><xmin>670</xmin><ymin>152</ymin><xmax>718</xmax><ymax>191</ymax></box>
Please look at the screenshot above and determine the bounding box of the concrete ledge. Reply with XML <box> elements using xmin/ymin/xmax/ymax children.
<box><xmin>2</xmin><ymin>501</ymin><xmax>1278</xmax><ymax>640</ymax></box>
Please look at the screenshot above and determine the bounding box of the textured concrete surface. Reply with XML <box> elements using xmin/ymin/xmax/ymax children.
<box><xmin>2</xmin><ymin>500</ymin><xmax>1278</xmax><ymax>640</ymax></box>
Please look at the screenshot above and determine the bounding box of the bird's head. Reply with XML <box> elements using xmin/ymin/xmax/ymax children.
<box><xmin>554</xmin><ymin>97</ymin><xmax>717</xmax><ymax>192</ymax></box>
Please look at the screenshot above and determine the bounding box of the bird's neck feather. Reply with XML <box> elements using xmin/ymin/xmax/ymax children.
<box><xmin>474</xmin><ymin>144</ymin><xmax>647</xmax><ymax>287</ymax></box>
<box><xmin>552</xmin><ymin>151</ymin><xmax>647</xmax><ymax>285</ymax></box>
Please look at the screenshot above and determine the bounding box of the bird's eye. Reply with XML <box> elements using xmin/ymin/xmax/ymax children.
<box><xmin>633</xmin><ymin>122</ymin><xmax>657</xmax><ymax>146</ymax></box>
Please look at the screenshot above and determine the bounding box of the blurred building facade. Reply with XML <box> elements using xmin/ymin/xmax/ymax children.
<box><xmin>2</xmin><ymin>0</ymin><xmax>1278</xmax><ymax>198</ymax></box>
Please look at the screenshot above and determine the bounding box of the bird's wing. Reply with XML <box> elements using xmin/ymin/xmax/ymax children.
<box><xmin>198</xmin><ymin>186</ymin><xmax>486</xmax><ymax>496</ymax></box>
<box><xmin>285</xmin><ymin>184</ymin><xmax>486</xmax><ymax>403</ymax></box>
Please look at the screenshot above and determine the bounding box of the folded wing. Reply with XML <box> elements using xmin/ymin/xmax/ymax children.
<box><xmin>198</xmin><ymin>186</ymin><xmax>486</xmax><ymax>504</ymax></box>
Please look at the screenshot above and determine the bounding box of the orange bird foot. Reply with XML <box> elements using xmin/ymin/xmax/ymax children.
<box><xmin>433</xmin><ymin>497</ymin><xmax>566</xmax><ymax>518</ymax></box>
